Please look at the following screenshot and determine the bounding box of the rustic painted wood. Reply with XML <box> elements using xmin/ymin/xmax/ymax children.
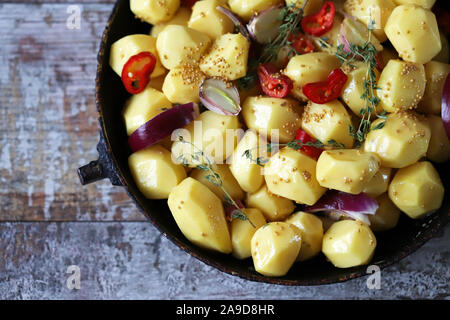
<box><xmin>0</xmin><ymin>222</ymin><xmax>448</xmax><ymax>299</ymax></box>
<box><xmin>0</xmin><ymin>2</ymin><xmax>145</xmax><ymax>221</ymax></box>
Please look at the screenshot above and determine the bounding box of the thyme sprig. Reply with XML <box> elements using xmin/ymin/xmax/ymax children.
<box><xmin>176</xmin><ymin>136</ymin><xmax>255</xmax><ymax>227</ymax></box>
<box><xmin>243</xmin><ymin>138</ymin><xmax>345</xmax><ymax>166</ymax></box>
<box><xmin>317</xmin><ymin>19</ymin><xmax>386</xmax><ymax>147</ymax></box>
<box><xmin>260</xmin><ymin>1</ymin><xmax>309</xmax><ymax>63</ymax></box>
<box><xmin>237</xmin><ymin>1</ymin><xmax>309</xmax><ymax>90</ymax></box>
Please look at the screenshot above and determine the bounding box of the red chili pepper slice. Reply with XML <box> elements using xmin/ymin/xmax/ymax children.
<box><xmin>301</xmin><ymin>1</ymin><xmax>336</xmax><ymax>37</ymax></box>
<box><xmin>288</xmin><ymin>32</ymin><xmax>316</xmax><ymax>54</ymax></box>
<box><xmin>121</xmin><ymin>52</ymin><xmax>156</xmax><ymax>95</ymax></box>
<box><xmin>375</xmin><ymin>52</ymin><xmax>384</xmax><ymax>71</ymax></box>
<box><xmin>295</xmin><ymin>129</ymin><xmax>323</xmax><ymax>160</ymax></box>
<box><xmin>302</xmin><ymin>68</ymin><xmax>348</xmax><ymax>104</ymax></box>
<box><xmin>257</xmin><ymin>63</ymin><xmax>293</xmax><ymax>98</ymax></box>
<box><xmin>181</xmin><ymin>0</ymin><xmax>199</xmax><ymax>8</ymax></box>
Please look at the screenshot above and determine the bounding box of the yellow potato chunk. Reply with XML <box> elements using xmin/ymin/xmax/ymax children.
<box><xmin>388</xmin><ymin>161</ymin><xmax>444</xmax><ymax>219</ymax></box>
<box><xmin>264</xmin><ymin>147</ymin><xmax>326</xmax><ymax>205</ymax></box>
<box><xmin>228</xmin><ymin>0</ymin><xmax>284</xmax><ymax>21</ymax></box>
<box><xmin>168</xmin><ymin>177</ymin><xmax>232</xmax><ymax>253</ymax></box>
<box><xmin>229</xmin><ymin>130</ymin><xmax>266</xmax><ymax>193</ymax></box>
<box><xmin>245</xmin><ymin>184</ymin><xmax>295</xmax><ymax>221</ymax></box>
<box><xmin>426</xmin><ymin>115</ymin><xmax>450</xmax><ymax>163</ymax></box>
<box><xmin>285</xmin><ymin>0</ymin><xmax>323</xmax><ymax>15</ymax></box>
<box><xmin>284</xmin><ymin>52</ymin><xmax>340</xmax><ymax>100</ymax></box>
<box><xmin>418</xmin><ymin>61</ymin><xmax>450</xmax><ymax>115</ymax></box>
<box><xmin>385</xmin><ymin>5</ymin><xmax>441</xmax><ymax>63</ymax></box>
<box><xmin>338</xmin><ymin>18</ymin><xmax>383</xmax><ymax>52</ymax></box>
<box><xmin>377</xmin><ymin>59</ymin><xmax>426</xmax><ymax>112</ymax></box>
<box><xmin>109</xmin><ymin>34</ymin><xmax>165</xmax><ymax>78</ymax></box>
<box><xmin>251</xmin><ymin>222</ymin><xmax>302</xmax><ymax>277</ymax></box>
<box><xmin>171</xmin><ymin>110</ymin><xmax>241</xmax><ymax>165</ymax></box>
<box><xmin>130</xmin><ymin>0</ymin><xmax>180</xmax><ymax>25</ymax></box>
<box><xmin>393</xmin><ymin>0</ymin><xmax>436</xmax><ymax>9</ymax></box>
<box><xmin>301</xmin><ymin>100</ymin><xmax>354</xmax><ymax>148</ymax></box>
<box><xmin>199</xmin><ymin>33</ymin><xmax>250</xmax><ymax>80</ymax></box>
<box><xmin>369</xmin><ymin>193</ymin><xmax>401</xmax><ymax>232</ymax></box>
<box><xmin>344</xmin><ymin>0</ymin><xmax>396</xmax><ymax>42</ymax></box>
<box><xmin>150</xmin><ymin>6</ymin><xmax>192</xmax><ymax>37</ymax></box>
<box><xmin>122</xmin><ymin>87</ymin><xmax>172</xmax><ymax>136</ymax></box>
<box><xmin>242</xmin><ymin>96</ymin><xmax>302</xmax><ymax>143</ymax></box>
<box><xmin>364</xmin><ymin>111</ymin><xmax>431</xmax><ymax>168</ymax></box>
<box><xmin>434</xmin><ymin>32</ymin><xmax>449</xmax><ymax>63</ymax></box>
<box><xmin>231</xmin><ymin>208</ymin><xmax>267</xmax><ymax>259</ymax></box>
<box><xmin>363</xmin><ymin>167</ymin><xmax>393</xmax><ymax>198</ymax></box>
<box><xmin>188</xmin><ymin>0</ymin><xmax>234</xmax><ymax>39</ymax></box>
<box><xmin>316</xmin><ymin>149</ymin><xmax>381</xmax><ymax>194</ymax></box>
<box><xmin>156</xmin><ymin>25</ymin><xmax>211</xmax><ymax>70</ymax></box>
<box><xmin>341</xmin><ymin>62</ymin><xmax>381</xmax><ymax>117</ymax></box>
<box><xmin>190</xmin><ymin>164</ymin><xmax>244</xmax><ymax>201</ymax></box>
<box><xmin>285</xmin><ymin>212</ymin><xmax>323</xmax><ymax>261</ymax></box>
<box><xmin>322</xmin><ymin>220</ymin><xmax>377</xmax><ymax>268</ymax></box>
<box><xmin>162</xmin><ymin>63</ymin><xmax>206</xmax><ymax>104</ymax></box>
<box><xmin>129</xmin><ymin>145</ymin><xmax>186</xmax><ymax>199</ymax></box>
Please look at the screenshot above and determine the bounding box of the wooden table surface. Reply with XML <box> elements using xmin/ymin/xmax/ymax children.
<box><xmin>0</xmin><ymin>0</ymin><xmax>448</xmax><ymax>299</ymax></box>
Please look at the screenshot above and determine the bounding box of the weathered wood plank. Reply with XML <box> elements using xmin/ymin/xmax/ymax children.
<box><xmin>0</xmin><ymin>222</ymin><xmax>448</xmax><ymax>299</ymax></box>
<box><xmin>0</xmin><ymin>3</ymin><xmax>145</xmax><ymax>221</ymax></box>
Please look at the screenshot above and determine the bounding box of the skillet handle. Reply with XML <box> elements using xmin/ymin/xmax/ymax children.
<box><xmin>77</xmin><ymin>130</ymin><xmax>124</xmax><ymax>186</ymax></box>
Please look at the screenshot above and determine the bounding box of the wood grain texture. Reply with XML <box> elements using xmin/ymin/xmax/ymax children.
<box><xmin>0</xmin><ymin>3</ymin><xmax>145</xmax><ymax>221</ymax></box>
<box><xmin>0</xmin><ymin>222</ymin><xmax>448</xmax><ymax>299</ymax></box>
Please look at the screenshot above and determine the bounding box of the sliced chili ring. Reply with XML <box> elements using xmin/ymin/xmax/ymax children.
<box><xmin>257</xmin><ymin>63</ymin><xmax>293</xmax><ymax>98</ymax></box>
<box><xmin>121</xmin><ymin>51</ymin><xmax>156</xmax><ymax>95</ymax></box>
<box><xmin>301</xmin><ymin>1</ymin><xmax>336</xmax><ymax>37</ymax></box>
<box><xmin>295</xmin><ymin>129</ymin><xmax>323</xmax><ymax>160</ymax></box>
<box><xmin>288</xmin><ymin>32</ymin><xmax>316</xmax><ymax>54</ymax></box>
<box><xmin>302</xmin><ymin>68</ymin><xmax>348</xmax><ymax>104</ymax></box>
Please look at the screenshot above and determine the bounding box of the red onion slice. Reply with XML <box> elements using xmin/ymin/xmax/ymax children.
<box><xmin>247</xmin><ymin>6</ymin><xmax>283</xmax><ymax>44</ymax></box>
<box><xmin>128</xmin><ymin>102</ymin><xmax>199</xmax><ymax>152</ymax></box>
<box><xmin>216</xmin><ymin>6</ymin><xmax>251</xmax><ymax>40</ymax></box>
<box><xmin>305</xmin><ymin>190</ymin><xmax>378</xmax><ymax>225</ymax></box>
<box><xmin>199</xmin><ymin>78</ymin><xmax>241</xmax><ymax>116</ymax></box>
<box><xmin>337</xmin><ymin>22</ymin><xmax>351</xmax><ymax>53</ymax></box>
<box><xmin>442</xmin><ymin>73</ymin><xmax>450</xmax><ymax>139</ymax></box>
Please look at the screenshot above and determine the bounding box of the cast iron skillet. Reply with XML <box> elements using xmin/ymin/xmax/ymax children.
<box><xmin>78</xmin><ymin>0</ymin><xmax>449</xmax><ymax>285</ymax></box>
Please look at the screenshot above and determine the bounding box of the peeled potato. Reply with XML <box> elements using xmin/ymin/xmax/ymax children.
<box><xmin>251</xmin><ymin>222</ymin><xmax>302</xmax><ymax>277</ymax></box>
<box><xmin>285</xmin><ymin>212</ymin><xmax>323</xmax><ymax>261</ymax></box>
<box><xmin>245</xmin><ymin>184</ymin><xmax>295</xmax><ymax>221</ymax></box>
<box><xmin>109</xmin><ymin>34</ymin><xmax>165</xmax><ymax>78</ymax></box>
<box><xmin>231</xmin><ymin>208</ymin><xmax>267</xmax><ymax>259</ymax></box>
<box><xmin>168</xmin><ymin>177</ymin><xmax>232</xmax><ymax>253</ymax></box>
<box><xmin>316</xmin><ymin>149</ymin><xmax>381</xmax><ymax>195</ymax></box>
<box><xmin>264</xmin><ymin>147</ymin><xmax>326</xmax><ymax>205</ymax></box>
<box><xmin>388</xmin><ymin>161</ymin><xmax>444</xmax><ymax>219</ymax></box>
<box><xmin>322</xmin><ymin>220</ymin><xmax>377</xmax><ymax>268</ymax></box>
<box><xmin>190</xmin><ymin>164</ymin><xmax>244</xmax><ymax>201</ymax></box>
<box><xmin>128</xmin><ymin>145</ymin><xmax>186</xmax><ymax>199</ymax></box>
